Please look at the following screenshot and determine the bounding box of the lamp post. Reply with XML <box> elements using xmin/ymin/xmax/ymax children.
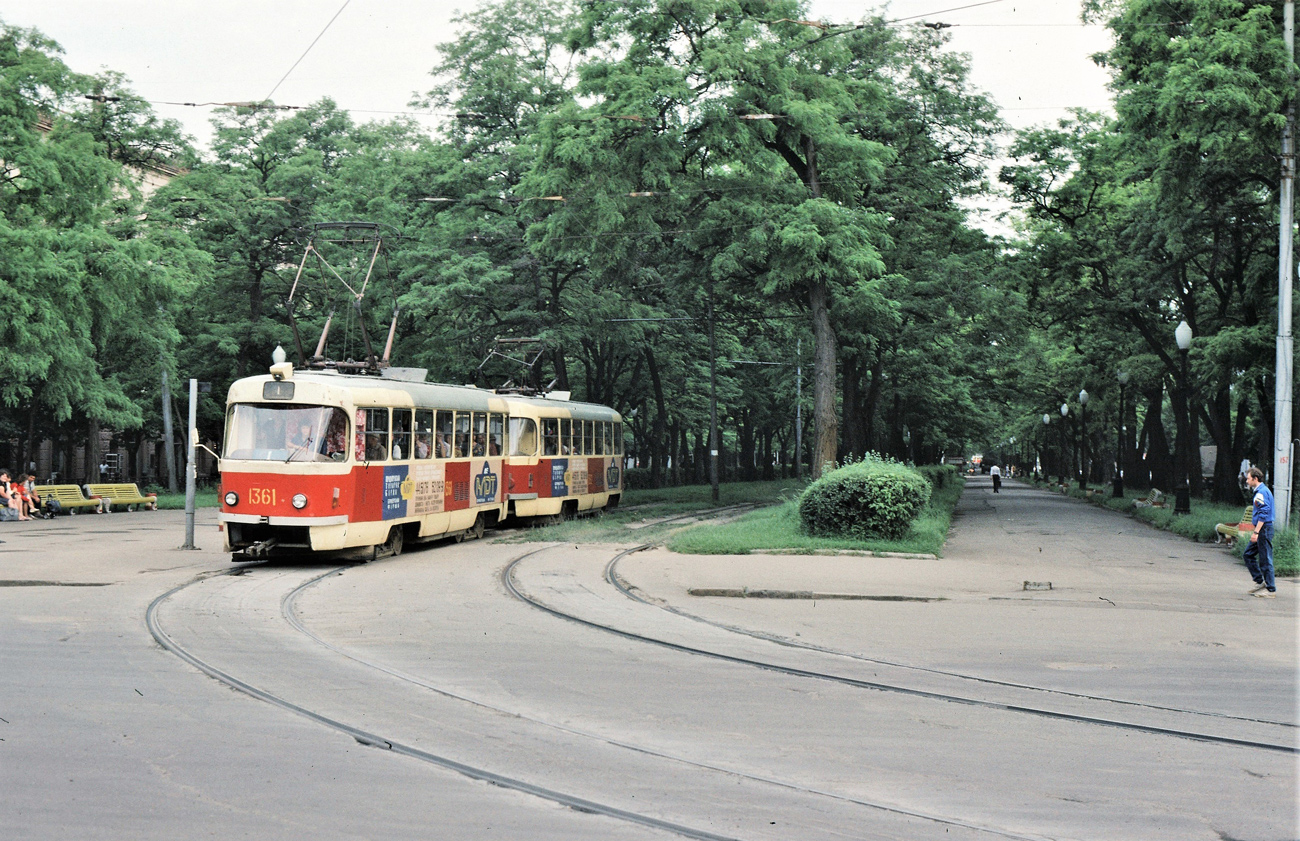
<box><xmin>1174</xmin><ymin>320</ymin><xmax>1193</xmax><ymax>514</ymax></box>
<box><xmin>1113</xmin><ymin>370</ymin><xmax>1129</xmax><ymax>498</ymax></box>
<box><xmin>1060</xmin><ymin>402</ymin><xmax>1069</xmax><ymax>486</ymax></box>
<box><xmin>1009</xmin><ymin>436</ymin><xmax>1016</xmax><ymax>477</ymax></box>
<box><xmin>1042</xmin><ymin>413</ymin><xmax>1051</xmax><ymax>480</ymax></box>
<box><xmin>1078</xmin><ymin>388</ymin><xmax>1090</xmax><ymax>490</ymax></box>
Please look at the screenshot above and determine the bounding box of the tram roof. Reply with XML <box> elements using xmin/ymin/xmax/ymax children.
<box><xmin>228</xmin><ymin>369</ymin><xmax>620</xmax><ymax>420</ymax></box>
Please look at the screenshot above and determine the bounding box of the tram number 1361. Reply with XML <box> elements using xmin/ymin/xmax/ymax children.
<box><xmin>248</xmin><ymin>488</ymin><xmax>278</xmax><ymax>506</ymax></box>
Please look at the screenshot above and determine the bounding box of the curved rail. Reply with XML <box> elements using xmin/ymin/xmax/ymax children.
<box><xmin>605</xmin><ymin>549</ymin><xmax>1297</xmax><ymax>730</ymax></box>
<box><xmin>282</xmin><ymin>554</ymin><xmax>1052</xmax><ymax>841</ymax></box>
<box><xmin>502</xmin><ymin>549</ymin><xmax>1296</xmax><ymax>756</ymax></box>
<box><xmin>145</xmin><ymin>570</ymin><xmax>743</xmax><ymax>841</ymax></box>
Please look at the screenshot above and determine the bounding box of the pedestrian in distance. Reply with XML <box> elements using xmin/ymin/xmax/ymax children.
<box><xmin>1243</xmin><ymin>467</ymin><xmax>1276</xmax><ymax>598</ymax></box>
<box><xmin>990</xmin><ymin>463</ymin><xmax>1001</xmax><ymax>494</ymax></box>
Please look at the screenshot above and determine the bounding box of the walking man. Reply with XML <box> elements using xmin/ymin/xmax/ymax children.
<box><xmin>990</xmin><ymin>463</ymin><xmax>1001</xmax><ymax>494</ymax></box>
<box><xmin>1244</xmin><ymin>467</ymin><xmax>1276</xmax><ymax>598</ymax></box>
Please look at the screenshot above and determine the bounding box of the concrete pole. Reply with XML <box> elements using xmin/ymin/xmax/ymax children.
<box><xmin>795</xmin><ymin>338</ymin><xmax>803</xmax><ymax>480</ymax></box>
<box><xmin>1274</xmin><ymin>0</ymin><xmax>1295</xmax><ymax>529</ymax></box>
<box><xmin>182</xmin><ymin>378</ymin><xmax>198</xmax><ymax>550</ymax></box>
<box><xmin>161</xmin><ymin>368</ymin><xmax>179</xmax><ymax>493</ymax></box>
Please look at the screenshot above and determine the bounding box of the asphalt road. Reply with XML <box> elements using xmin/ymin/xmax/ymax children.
<box><xmin>0</xmin><ymin>477</ymin><xmax>1294</xmax><ymax>840</ymax></box>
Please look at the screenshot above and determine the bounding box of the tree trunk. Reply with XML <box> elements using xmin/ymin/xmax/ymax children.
<box><xmin>809</xmin><ymin>280</ymin><xmax>838</xmax><ymax>478</ymax></box>
<box><xmin>1142</xmin><ymin>386</ymin><xmax>1175</xmax><ymax>491</ymax></box>
<box><xmin>645</xmin><ymin>346</ymin><xmax>668</xmax><ymax>489</ymax></box>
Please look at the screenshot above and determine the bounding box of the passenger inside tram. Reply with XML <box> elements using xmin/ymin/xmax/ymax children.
<box><xmin>364</xmin><ymin>432</ymin><xmax>387</xmax><ymax>461</ymax></box>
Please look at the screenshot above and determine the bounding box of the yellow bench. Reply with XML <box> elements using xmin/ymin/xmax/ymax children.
<box><xmin>34</xmin><ymin>484</ymin><xmax>106</xmax><ymax>515</ymax></box>
<box><xmin>1133</xmin><ymin>488</ymin><xmax>1165</xmax><ymax>509</ymax></box>
<box><xmin>85</xmin><ymin>483</ymin><xmax>158</xmax><ymax>512</ymax></box>
<box><xmin>1215</xmin><ymin>506</ymin><xmax>1253</xmax><ymax>547</ymax></box>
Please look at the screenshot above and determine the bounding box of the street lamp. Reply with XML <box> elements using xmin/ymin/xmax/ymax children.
<box><xmin>1042</xmin><ymin>413</ymin><xmax>1051</xmax><ymax>480</ymax></box>
<box><xmin>1078</xmin><ymin>388</ymin><xmax>1090</xmax><ymax>490</ymax></box>
<box><xmin>1174</xmin><ymin>320</ymin><xmax>1193</xmax><ymax>514</ymax></box>
<box><xmin>1060</xmin><ymin>402</ymin><xmax>1069</xmax><ymax>486</ymax></box>
<box><xmin>1113</xmin><ymin>370</ymin><xmax>1129</xmax><ymax>498</ymax></box>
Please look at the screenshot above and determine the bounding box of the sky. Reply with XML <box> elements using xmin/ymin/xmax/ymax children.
<box><xmin>0</xmin><ymin>0</ymin><xmax>1115</xmax><ymax>147</ymax></box>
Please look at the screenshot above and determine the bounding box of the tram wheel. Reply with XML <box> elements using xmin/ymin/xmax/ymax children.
<box><xmin>470</xmin><ymin>513</ymin><xmax>485</xmax><ymax>540</ymax></box>
<box><xmin>381</xmin><ymin>526</ymin><xmax>404</xmax><ymax>557</ymax></box>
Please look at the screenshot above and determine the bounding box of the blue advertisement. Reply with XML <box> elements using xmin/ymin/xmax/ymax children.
<box><xmin>382</xmin><ymin>465</ymin><xmax>411</xmax><ymax>520</ymax></box>
<box><xmin>473</xmin><ymin>461</ymin><xmax>499</xmax><ymax>504</ymax></box>
<box><xmin>551</xmin><ymin>458</ymin><xmax>569</xmax><ymax>496</ymax></box>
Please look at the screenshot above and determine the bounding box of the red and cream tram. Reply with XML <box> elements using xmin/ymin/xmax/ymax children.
<box><xmin>218</xmin><ymin>360</ymin><xmax>623</xmax><ymax>559</ymax></box>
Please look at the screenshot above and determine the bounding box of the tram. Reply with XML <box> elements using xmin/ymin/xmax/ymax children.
<box><xmin>217</xmin><ymin>359</ymin><xmax>623</xmax><ymax>560</ymax></box>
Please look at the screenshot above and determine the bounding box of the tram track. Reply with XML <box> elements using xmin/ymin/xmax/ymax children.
<box><xmin>604</xmin><ymin>549</ymin><xmax>1297</xmax><ymax>732</ymax></box>
<box><xmin>503</xmin><ymin>547</ymin><xmax>1297</xmax><ymax>756</ymax></box>
<box><xmin>146</xmin><ymin>568</ymin><xmax>746</xmax><ymax>841</ymax></box>
<box><xmin>151</xmin><ymin>556</ymin><xmax>1054</xmax><ymax>841</ymax></box>
<box><xmin>280</xmin><ymin>554</ymin><xmax>1053</xmax><ymax>841</ymax></box>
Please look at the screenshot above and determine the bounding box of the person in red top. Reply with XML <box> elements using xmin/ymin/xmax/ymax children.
<box><xmin>0</xmin><ymin>470</ymin><xmax>32</xmax><ymax>520</ymax></box>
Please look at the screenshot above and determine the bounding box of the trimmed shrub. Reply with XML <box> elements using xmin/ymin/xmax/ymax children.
<box><xmin>798</xmin><ymin>456</ymin><xmax>932</xmax><ymax>540</ymax></box>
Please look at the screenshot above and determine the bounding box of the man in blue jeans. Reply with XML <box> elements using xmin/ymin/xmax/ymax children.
<box><xmin>1243</xmin><ymin>467</ymin><xmax>1276</xmax><ymax>598</ymax></box>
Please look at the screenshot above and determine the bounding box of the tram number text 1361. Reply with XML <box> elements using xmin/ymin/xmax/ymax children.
<box><xmin>248</xmin><ymin>488</ymin><xmax>278</xmax><ymax>506</ymax></box>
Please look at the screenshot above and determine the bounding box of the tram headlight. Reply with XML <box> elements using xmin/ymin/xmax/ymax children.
<box><xmin>291</xmin><ymin>493</ymin><xmax>308</xmax><ymax>510</ymax></box>
<box><xmin>224</xmin><ymin>491</ymin><xmax>239</xmax><ymax>506</ymax></box>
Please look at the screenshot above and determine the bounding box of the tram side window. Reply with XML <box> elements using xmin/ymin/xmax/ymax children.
<box><xmin>602</xmin><ymin>422</ymin><xmax>612</xmax><ymax>456</ymax></box>
<box><xmin>583</xmin><ymin>420</ymin><xmax>594</xmax><ymax>456</ymax></box>
<box><xmin>559</xmin><ymin>418</ymin><xmax>572</xmax><ymax>455</ymax></box>
<box><xmin>613</xmin><ymin>422</ymin><xmax>623</xmax><ymax>455</ymax></box>
<box><xmin>454</xmin><ymin>412</ymin><xmax>471</xmax><ymax>457</ymax></box>
<box><xmin>435</xmin><ymin>410</ymin><xmax>454</xmax><ymax>458</ymax></box>
<box><xmin>470</xmin><ymin>412</ymin><xmax>486</xmax><ymax>457</ymax></box>
<box><xmin>414</xmin><ymin>409</ymin><xmax>434</xmax><ymax>459</ymax></box>
<box><xmin>541</xmin><ymin>418</ymin><xmax>558</xmax><ymax>456</ymax></box>
<box><xmin>592</xmin><ymin>421</ymin><xmax>602</xmax><ymax>455</ymax></box>
<box><xmin>488</xmin><ymin>413</ymin><xmax>504</xmax><ymax>456</ymax></box>
<box><xmin>360</xmin><ymin>408</ymin><xmax>389</xmax><ymax>461</ymax></box>
<box><xmin>392</xmin><ymin>409</ymin><xmax>413</xmax><ymax>461</ymax></box>
<box><xmin>511</xmin><ymin>417</ymin><xmax>539</xmax><ymax>457</ymax></box>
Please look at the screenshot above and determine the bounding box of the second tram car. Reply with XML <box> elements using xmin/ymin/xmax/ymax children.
<box><xmin>218</xmin><ymin>361</ymin><xmax>622</xmax><ymax>559</ymax></box>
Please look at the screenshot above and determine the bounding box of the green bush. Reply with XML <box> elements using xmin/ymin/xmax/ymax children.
<box><xmin>797</xmin><ymin>456</ymin><xmax>931</xmax><ymax>540</ymax></box>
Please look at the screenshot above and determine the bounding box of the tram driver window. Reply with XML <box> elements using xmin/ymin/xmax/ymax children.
<box><xmin>541</xmin><ymin>418</ymin><xmax>558</xmax><ymax>456</ymax></box>
<box><xmin>225</xmin><ymin>404</ymin><xmax>349</xmax><ymax>462</ymax></box>
<box><xmin>614</xmin><ymin>422</ymin><xmax>623</xmax><ymax>455</ymax></box>
<box><xmin>391</xmin><ymin>409</ymin><xmax>413</xmax><ymax>461</ymax></box>
<box><xmin>511</xmin><ymin>418</ymin><xmax>538</xmax><ymax>457</ymax></box>
<box><xmin>362</xmin><ymin>408</ymin><xmax>389</xmax><ymax>462</ymax></box>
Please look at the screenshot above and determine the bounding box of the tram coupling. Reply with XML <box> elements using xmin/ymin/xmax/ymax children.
<box><xmin>236</xmin><ymin>537</ymin><xmax>280</xmax><ymax>561</ymax></box>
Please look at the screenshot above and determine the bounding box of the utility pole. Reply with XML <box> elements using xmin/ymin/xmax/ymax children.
<box><xmin>161</xmin><ymin>368</ymin><xmax>178</xmax><ymax>493</ymax></box>
<box><xmin>1276</xmin><ymin>0</ymin><xmax>1296</xmax><ymax>530</ymax></box>
<box><xmin>795</xmin><ymin>339</ymin><xmax>803</xmax><ymax>480</ymax></box>
<box><xmin>182</xmin><ymin>378</ymin><xmax>198</xmax><ymax>550</ymax></box>
<box><xmin>707</xmin><ymin>280</ymin><xmax>720</xmax><ymax>503</ymax></box>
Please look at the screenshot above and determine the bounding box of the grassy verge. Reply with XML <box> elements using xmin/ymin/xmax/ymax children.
<box><xmin>1024</xmin><ymin>478</ymin><xmax>1299</xmax><ymax>576</ymax></box>
<box><xmin>667</xmin><ymin>473</ymin><xmax>963</xmax><ymax>556</ymax></box>
<box><xmin>150</xmin><ymin>490</ymin><xmax>219</xmax><ymax>510</ymax></box>
<box><xmin>503</xmin><ymin>474</ymin><xmax>964</xmax><ymax>555</ymax></box>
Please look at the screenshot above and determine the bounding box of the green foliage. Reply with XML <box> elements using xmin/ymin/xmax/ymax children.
<box><xmin>670</xmin><ymin>472</ymin><xmax>963</xmax><ymax>556</ymax></box>
<box><xmin>797</xmin><ymin>456</ymin><xmax>932</xmax><ymax>540</ymax></box>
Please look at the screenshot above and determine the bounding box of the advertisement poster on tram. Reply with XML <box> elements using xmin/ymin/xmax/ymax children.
<box><xmin>382</xmin><ymin>465</ymin><xmax>410</xmax><ymax>519</ymax></box>
<box><xmin>410</xmin><ymin>462</ymin><xmax>445</xmax><ymax>515</ymax></box>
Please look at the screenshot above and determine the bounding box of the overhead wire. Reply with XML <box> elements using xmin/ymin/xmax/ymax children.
<box><xmin>264</xmin><ymin>0</ymin><xmax>354</xmax><ymax>104</ymax></box>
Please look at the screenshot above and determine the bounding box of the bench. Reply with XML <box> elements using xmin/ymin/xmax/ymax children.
<box><xmin>34</xmin><ymin>484</ymin><xmax>106</xmax><ymax>515</ymax></box>
<box><xmin>1134</xmin><ymin>488</ymin><xmax>1165</xmax><ymax>509</ymax></box>
<box><xmin>85</xmin><ymin>483</ymin><xmax>158</xmax><ymax>512</ymax></box>
<box><xmin>1215</xmin><ymin>506</ymin><xmax>1253</xmax><ymax>547</ymax></box>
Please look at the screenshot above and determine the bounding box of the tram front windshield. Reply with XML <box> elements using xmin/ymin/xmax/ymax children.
<box><xmin>225</xmin><ymin>404</ymin><xmax>350</xmax><ymax>462</ymax></box>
